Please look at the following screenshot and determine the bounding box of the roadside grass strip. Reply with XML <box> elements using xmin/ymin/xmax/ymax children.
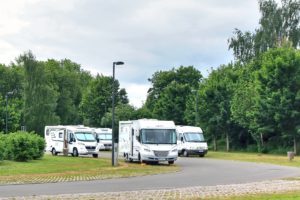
<box><xmin>206</xmin><ymin>151</ymin><xmax>300</xmax><ymax>167</ymax></box>
<box><xmin>0</xmin><ymin>155</ymin><xmax>179</xmax><ymax>185</ymax></box>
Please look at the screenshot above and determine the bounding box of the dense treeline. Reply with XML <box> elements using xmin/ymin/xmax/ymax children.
<box><xmin>142</xmin><ymin>0</ymin><xmax>300</xmax><ymax>154</ymax></box>
<box><xmin>0</xmin><ymin>0</ymin><xmax>299</xmax><ymax>155</ymax></box>
<box><xmin>0</xmin><ymin>51</ymin><xmax>132</xmax><ymax>135</ymax></box>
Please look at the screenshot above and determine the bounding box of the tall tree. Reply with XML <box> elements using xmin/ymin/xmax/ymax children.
<box><xmin>145</xmin><ymin>66</ymin><xmax>202</xmax><ymax>124</ymax></box>
<box><xmin>228</xmin><ymin>0</ymin><xmax>300</xmax><ymax>64</ymax></box>
<box><xmin>255</xmin><ymin>47</ymin><xmax>300</xmax><ymax>154</ymax></box>
<box><xmin>153</xmin><ymin>81</ymin><xmax>190</xmax><ymax>124</ymax></box>
<box><xmin>18</xmin><ymin>51</ymin><xmax>59</xmax><ymax>135</ymax></box>
<box><xmin>197</xmin><ymin>64</ymin><xmax>238</xmax><ymax>151</ymax></box>
<box><xmin>45</xmin><ymin>59</ymin><xmax>91</xmax><ymax>125</ymax></box>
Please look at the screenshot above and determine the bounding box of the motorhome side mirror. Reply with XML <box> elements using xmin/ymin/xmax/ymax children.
<box><xmin>181</xmin><ymin>137</ymin><xmax>184</xmax><ymax>142</ymax></box>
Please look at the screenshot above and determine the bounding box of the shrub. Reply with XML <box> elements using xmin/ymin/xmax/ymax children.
<box><xmin>0</xmin><ymin>134</ymin><xmax>7</xmax><ymax>161</ymax></box>
<box><xmin>6</xmin><ymin>131</ymin><xmax>45</xmax><ymax>162</ymax></box>
<box><xmin>29</xmin><ymin>133</ymin><xmax>45</xmax><ymax>159</ymax></box>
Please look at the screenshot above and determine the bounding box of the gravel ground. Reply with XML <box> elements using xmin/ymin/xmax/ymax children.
<box><xmin>1</xmin><ymin>180</ymin><xmax>300</xmax><ymax>200</ymax></box>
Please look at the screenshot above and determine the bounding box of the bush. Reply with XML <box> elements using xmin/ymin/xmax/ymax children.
<box><xmin>6</xmin><ymin>131</ymin><xmax>45</xmax><ymax>162</ymax></box>
<box><xmin>0</xmin><ymin>134</ymin><xmax>7</xmax><ymax>161</ymax></box>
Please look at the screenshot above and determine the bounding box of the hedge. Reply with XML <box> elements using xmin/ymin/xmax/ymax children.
<box><xmin>0</xmin><ymin>134</ymin><xmax>6</xmax><ymax>161</ymax></box>
<box><xmin>5</xmin><ymin>131</ymin><xmax>45</xmax><ymax>162</ymax></box>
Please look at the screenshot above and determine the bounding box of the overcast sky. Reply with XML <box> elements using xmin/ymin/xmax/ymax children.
<box><xmin>0</xmin><ymin>0</ymin><xmax>261</xmax><ymax>108</ymax></box>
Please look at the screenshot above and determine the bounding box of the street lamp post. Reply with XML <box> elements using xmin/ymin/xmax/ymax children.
<box><xmin>112</xmin><ymin>61</ymin><xmax>124</xmax><ymax>166</ymax></box>
<box><xmin>5</xmin><ymin>91</ymin><xmax>14</xmax><ymax>134</ymax></box>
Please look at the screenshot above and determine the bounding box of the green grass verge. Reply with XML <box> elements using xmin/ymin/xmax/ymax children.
<box><xmin>206</xmin><ymin>151</ymin><xmax>300</xmax><ymax>168</ymax></box>
<box><xmin>204</xmin><ymin>191</ymin><xmax>300</xmax><ymax>200</ymax></box>
<box><xmin>0</xmin><ymin>155</ymin><xmax>179</xmax><ymax>184</ymax></box>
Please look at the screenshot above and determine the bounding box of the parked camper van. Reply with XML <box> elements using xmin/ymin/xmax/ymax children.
<box><xmin>176</xmin><ymin>125</ymin><xmax>208</xmax><ymax>157</ymax></box>
<box><xmin>93</xmin><ymin>128</ymin><xmax>112</xmax><ymax>150</ymax></box>
<box><xmin>119</xmin><ymin>119</ymin><xmax>178</xmax><ymax>164</ymax></box>
<box><xmin>44</xmin><ymin>125</ymin><xmax>99</xmax><ymax>158</ymax></box>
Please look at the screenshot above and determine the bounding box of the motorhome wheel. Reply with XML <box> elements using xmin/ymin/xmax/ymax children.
<box><xmin>52</xmin><ymin>148</ymin><xmax>58</xmax><ymax>156</ymax></box>
<box><xmin>72</xmin><ymin>148</ymin><xmax>79</xmax><ymax>157</ymax></box>
<box><xmin>92</xmin><ymin>154</ymin><xmax>98</xmax><ymax>158</ymax></box>
<box><xmin>183</xmin><ymin>150</ymin><xmax>189</xmax><ymax>157</ymax></box>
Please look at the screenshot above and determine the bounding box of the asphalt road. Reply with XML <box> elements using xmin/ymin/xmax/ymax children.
<box><xmin>0</xmin><ymin>153</ymin><xmax>299</xmax><ymax>198</ymax></box>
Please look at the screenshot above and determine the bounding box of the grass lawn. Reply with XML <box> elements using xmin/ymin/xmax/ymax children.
<box><xmin>206</xmin><ymin>151</ymin><xmax>300</xmax><ymax>168</ymax></box>
<box><xmin>0</xmin><ymin>154</ymin><xmax>179</xmax><ymax>184</ymax></box>
<box><xmin>205</xmin><ymin>191</ymin><xmax>300</xmax><ymax>200</ymax></box>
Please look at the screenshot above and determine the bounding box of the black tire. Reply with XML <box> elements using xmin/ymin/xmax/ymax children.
<box><xmin>199</xmin><ymin>154</ymin><xmax>205</xmax><ymax>157</ymax></box>
<box><xmin>72</xmin><ymin>148</ymin><xmax>79</xmax><ymax>157</ymax></box>
<box><xmin>52</xmin><ymin>148</ymin><xmax>58</xmax><ymax>156</ymax></box>
<box><xmin>92</xmin><ymin>154</ymin><xmax>98</xmax><ymax>158</ymax></box>
<box><xmin>183</xmin><ymin>150</ymin><xmax>189</xmax><ymax>157</ymax></box>
<box><xmin>124</xmin><ymin>153</ymin><xmax>128</xmax><ymax>162</ymax></box>
<box><xmin>168</xmin><ymin>161</ymin><xmax>174</xmax><ymax>165</ymax></box>
<box><xmin>138</xmin><ymin>153</ymin><xmax>142</xmax><ymax>164</ymax></box>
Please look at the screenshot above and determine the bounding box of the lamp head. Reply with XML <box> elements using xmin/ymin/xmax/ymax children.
<box><xmin>114</xmin><ymin>61</ymin><xmax>124</xmax><ymax>65</ymax></box>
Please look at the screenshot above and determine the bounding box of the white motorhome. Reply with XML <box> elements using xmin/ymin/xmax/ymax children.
<box><xmin>44</xmin><ymin>125</ymin><xmax>99</xmax><ymax>158</ymax></box>
<box><xmin>93</xmin><ymin>128</ymin><xmax>112</xmax><ymax>150</ymax></box>
<box><xmin>119</xmin><ymin>119</ymin><xmax>178</xmax><ymax>164</ymax></box>
<box><xmin>176</xmin><ymin>125</ymin><xmax>208</xmax><ymax>157</ymax></box>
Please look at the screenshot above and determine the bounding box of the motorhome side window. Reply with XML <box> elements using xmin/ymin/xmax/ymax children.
<box><xmin>135</xmin><ymin>129</ymin><xmax>140</xmax><ymax>142</ymax></box>
<box><xmin>69</xmin><ymin>132</ymin><xmax>74</xmax><ymax>142</ymax></box>
<box><xmin>59</xmin><ymin>132</ymin><xmax>63</xmax><ymax>138</ymax></box>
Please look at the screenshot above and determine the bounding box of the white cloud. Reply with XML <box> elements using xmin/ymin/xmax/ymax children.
<box><xmin>121</xmin><ymin>82</ymin><xmax>150</xmax><ymax>109</ymax></box>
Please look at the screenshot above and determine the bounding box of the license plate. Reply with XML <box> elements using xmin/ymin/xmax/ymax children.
<box><xmin>199</xmin><ymin>150</ymin><xmax>203</xmax><ymax>152</ymax></box>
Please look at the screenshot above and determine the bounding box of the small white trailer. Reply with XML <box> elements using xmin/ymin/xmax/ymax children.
<box><xmin>93</xmin><ymin>128</ymin><xmax>112</xmax><ymax>150</ymax></box>
<box><xmin>119</xmin><ymin>119</ymin><xmax>178</xmax><ymax>164</ymax></box>
<box><xmin>44</xmin><ymin>125</ymin><xmax>99</xmax><ymax>158</ymax></box>
<box><xmin>176</xmin><ymin>125</ymin><xmax>208</xmax><ymax>157</ymax></box>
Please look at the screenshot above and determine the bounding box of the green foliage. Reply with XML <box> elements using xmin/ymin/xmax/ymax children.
<box><xmin>255</xmin><ymin>48</ymin><xmax>300</xmax><ymax>151</ymax></box>
<box><xmin>80</xmin><ymin>74</ymin><xmax>119</xmax><ymax>127</ymax></box>
<box><xmin>197</xmin><ymin>64</ymin><xmax>239</xmax><ymax>151</ymax></box>
<box><xmin>18</xmin><ymin>51</ymin><xmax>60</xmax><ymax>135</ymax></box>
<box><xmin>145</xmin><ymin>66</ymin><xmax>202</xmax><ymax>125</ymax></box>
<box><xmin>153</xmin><ymin>82</ymin><xmax>190</xmax><ymax>124</ymax></box>
<box><xmin>0</xmin><ymin>64</ymin><xmax>24</xmax><ymax>133</ymax></box>
<box><xmin>0</xmin><ymin>134</ymin><xmax>6</xmax><ymax>161</ymax></box>
<box><xmin>5</xmin><ymin>131</ymin><xmax>45</xmax><ymax>162</ymax></box>
<box><xmin>45</xmin><ymin>59</ymin><xmax>91</xmax><ymax>125</ymax></box>
<box><xmin>228</xmin><ymin>0</ymin><xmax>300</xmax><ymax>64</ymax></box>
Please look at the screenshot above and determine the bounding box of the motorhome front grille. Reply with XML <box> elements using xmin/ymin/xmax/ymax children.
<box><xmin>86</xmin><ymin>146</ymin><xmax>96</xmax><ymax>151</ymax></box>
<box><xmin>153</xmin><ymin>151</ymin><xmax>169</xmax><ymax>157</ymax></box>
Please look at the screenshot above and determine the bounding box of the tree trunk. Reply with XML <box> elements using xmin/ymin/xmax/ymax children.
<box><xmin>226</xmin><ymin>133</ymin><xmax>230</xmax><ymax>152</ymax></box>
<box><xmin>260</xmin><ymin>132</ymin><xmax>264</xmax><ymax>147</ymax></box>
<box><xmin>213</xmin><ymin>135</ymin><xmax>217</xmax><ymax>151</ymax></box>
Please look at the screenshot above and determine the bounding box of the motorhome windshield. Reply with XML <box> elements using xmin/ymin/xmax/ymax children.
<box><xmin>75</xmin><ymin>132</ymin><xmax>96</xmax><ymax>142</ymax></box>
<box><xmin>98</xmin><ymin>133</ymin><xmax>112</xmax><ymax>140</ymax></box>
<box><xmin>184</xmin><ymin>132</ymin><xmax>205</xmax><ymax>142</ymax></box>
<box><xmin>141</xmin><ymin>129</ymin><xmax>177</xmax><ymax>144</ymax></box>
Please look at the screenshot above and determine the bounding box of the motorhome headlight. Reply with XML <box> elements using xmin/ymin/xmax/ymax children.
<box><xmin>144</xmin><ymin>148</ymin><xmax>151</xmax><ymax>152</ymax></box>
<box><xmin>171</xmin><ymin>148</ymin><xmax>178</xmax><ymax>152</ymax></box>
<box><xmin>78</xmin><ymin>142</ymin><xmax>85</xmax><ymax>146</ymax></box>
